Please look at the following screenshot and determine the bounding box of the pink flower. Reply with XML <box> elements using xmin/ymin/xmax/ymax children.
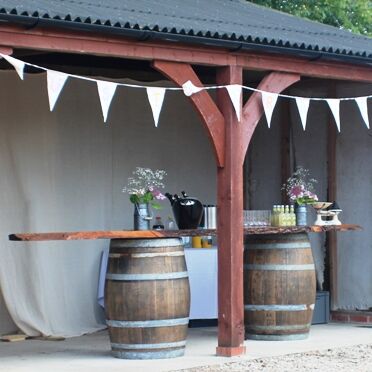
<box><xmin>155</xmin><ymin>192</ymin><xmax>166</xmax><ymax>201</ymax></box>
<box><xmin>290</xmin><ymin>185</ymin><xmax>304</xmax><ymax>198</ymax></box>
<box><xmin>150</xmin><ymin>188</ymin><xmax>166</xmax><ymax>201</ymax></box>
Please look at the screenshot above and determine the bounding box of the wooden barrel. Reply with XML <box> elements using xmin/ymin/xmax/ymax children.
<box><xmin>104</xmin><ymin>238</ymin><xmax>190</xmax><ymax>359</ymax></box>
<box><xmin>244</xmin><ymin>233</ymin><xmax>316</xmax><ymax>340</ymax></box>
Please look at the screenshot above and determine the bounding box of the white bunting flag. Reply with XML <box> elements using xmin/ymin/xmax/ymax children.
<box><xmin>226</xmin><ymin>84</ymin><xmax>242</xmax><ymax>122</ymax></box>
<box><xmin>355</xmin><ymin>97</ymin><xmax>370</xmax><ymax>129</ymax></box>
<box><xmin>97</xmin><ymin>81</ymin><xmax>118</xmax><ymax>123</ymax></box>
<box><xmin>2</xmin><ymin>55</ymin><xmax>25</xmax><ymax>80</ymax></box>
<box><xmin>295</xmin><ymin>97</ymin><xmax>311</xmax><ymax>131</ymax></box>
<box><xmin>262</xmin><ymin>91</ymin><xmax>279</xmax><ymax>128</ymax></box>
<box><xmin>47</xmin><ymin>70</ymin><xmax>69</xmax><ymax>111</ymax></box>
<box><xmin>326</xmin><ymin>98</ymin><xmax>341</xmax><ymax>132</ymax></box>
<box><xmin>146</xmin><ymin>87</ymin><xmax>166</xmax><ymax>127</ymax></box>
<box><xmin>182</xmin><ymin>80</ymin><xmax>203</xmax><ymax>96</ymax></box>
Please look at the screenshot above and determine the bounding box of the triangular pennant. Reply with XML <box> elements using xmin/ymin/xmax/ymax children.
<box><xmin>47</xmin><ymin>70</ymin><xmax>69</xmax><ymax>111</ymax></box>
<box><xmin>326</xmin><ymin>98</ymin><xmax>341</xmax><ymax>132</ymax></box>
<box><xmin>261</xmin><ymin>91</ymin><xmax>279</xmax><ymax>128</ymax></box>
<box><xmin>2</xmin><ymin>55</ymin><xmax>25</xmax><ymax>80</ymax></box>
<box><xmin>182</xmin><ymin>80</ymin><xmax>203</xmax><ymax>96</ymax></box>
<box><xmin>295</xmin><ymin>97</ymin><xmax>311</xmax><ymax>131</ymax></box>
<box><xmin>146</xmin><ymin>87</ymin><xmax>166</xmax><ymax>127</ymax></box>
<box><xmin>226</xmin><ymin>84</ymin><xmax>242</xmax><ymax>122</ymax></box>
<box><xmin>355</xmin><ymin>97</ymin><xmax>370</xmax><ymax>129</ymax></box>
<box><xmin>97</xmin><ymin>81</ymin><xmax>118</xmax><ymax>123</ymax></box>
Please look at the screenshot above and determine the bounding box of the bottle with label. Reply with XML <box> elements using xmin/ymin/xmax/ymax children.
<box><xmin>167</xmin><ymin>216</ymin><xmax>176</xmax><ymax>230</ymax></box>
<box><xmin>284</xmin><ymin>205</ymin><xmax>290</xmax><ymax>226</ymax></box>
<box><xmin>153</xmin><ymin>216</ymin><xmax>164</xmax><ymax>230</ymax></box>
<box><xmin>275</xmin><ymin>205</ymin><xmax>279</xmax><ymax>226</ymax></box>
<box><xmin>277</xmin><ymin>205</ymin><xmax>283</xmax><ymax>226</ymax></box>
<box><xmin>290</xmin><ymin>205</ymin><xmax>296</xmax><ymax>226</ymax></box>
<box><xmin>271</xmin><ymin>206</ymin><xmax>276</xmax><ymax>226</ymax></box>
<box><xmin>276</xmin><ymin>205</ymin><xmax>280</xmax><ymax>226</ymax></box>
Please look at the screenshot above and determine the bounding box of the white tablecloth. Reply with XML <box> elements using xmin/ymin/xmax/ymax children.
<box><xmin>185</xmin><ymin>248</ymin><xmax>218</xmax><ymax>319</ymax></box>
<box><xmin>98</xmin><ymin>247</ymin><xmax>218</xmax><ymax>320</ymax></box>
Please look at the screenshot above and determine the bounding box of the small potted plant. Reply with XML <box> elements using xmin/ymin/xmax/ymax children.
<box><xmin>122</xmin><ymin>167</ymin><xmax>166</xmax><ymax>230</ymax></box>
<box><xmin>283</xmin><ymin>166</ymin><xmax>318</xmax><ymax>226</ymax></box>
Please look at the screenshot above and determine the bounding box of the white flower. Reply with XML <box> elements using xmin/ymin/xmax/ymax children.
<box><xmin>123</xmin><ymin>167</ymin><xmax>167</xmax><ymax>200</ymax></box>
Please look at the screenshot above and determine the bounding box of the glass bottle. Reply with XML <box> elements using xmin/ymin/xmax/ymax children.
<box><xmin>290</xmin><ymin>205</ymin><xmax>296</xmax><ymax>226</ymax></box>
<box><xmin>153</xmin><ymin>216</ymin><xmax>165</xmax><ymax>230</ymax></box>
<box><xmin>271</xmin><ymin>205</ymin><xmax>276</xmax><ymax>226</ymax></box>
<box><xmin>279</xmin><ymin>205</ymin><xmax>284</xmax><ymax>226</ymax></box>
<box><xmin>284</xmin><ymin>205</ymin><xmax>289</xmax><ymax>226</ymax></box>
<box><xmin>167</xmin><ymin>216</ymin><xmax>176</xmax><ymax>230</ymax></box>
<box><xmin>273</xmin><ymin>205</ymin><xmax>279</xmax><ymax>226</ymax></box>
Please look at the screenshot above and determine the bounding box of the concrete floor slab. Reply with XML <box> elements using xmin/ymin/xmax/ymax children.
<box><xmin>0</xmin><ymin>323</ymin><xmax>371</xmax><ymax>372</ymax></box>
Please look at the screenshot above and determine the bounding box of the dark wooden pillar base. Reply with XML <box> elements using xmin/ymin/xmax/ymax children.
<box><xmin>216</xmin><ymin>346</ymin><xmax>246</xmax><ymax>357</ymax></box>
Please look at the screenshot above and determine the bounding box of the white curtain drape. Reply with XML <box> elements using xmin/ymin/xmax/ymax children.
<box><xmin>0</xmin><ymin>71</ymin><xmax>114</xmax><ymax>336</ymax></box>
<box><xmin>0</xmin><ymin>70</ymin><xmax>217</xmax><ymax>336</ymax></box>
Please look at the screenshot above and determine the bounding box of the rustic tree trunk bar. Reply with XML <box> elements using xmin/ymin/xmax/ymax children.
<box><xmin>8</xmin><ymin>224</ymin><xmax>361</xmax><ymax>242</ymax></box>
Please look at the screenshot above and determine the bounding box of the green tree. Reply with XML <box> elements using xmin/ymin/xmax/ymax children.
<box><xmin>249</xmin><ymin>0</ymin><xmax>372</xmax><ymax>36</ymax></box>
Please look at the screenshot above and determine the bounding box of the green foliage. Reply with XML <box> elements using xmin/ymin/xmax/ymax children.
<box><xmin>249</xmin><ymin>0</ymin><xmax>372</xmax><ymax>36</ymax></box>
<box><xmin>129</xmin><ymin>192</ymin><xmax>161</xmax><ymax>209</ymax></box>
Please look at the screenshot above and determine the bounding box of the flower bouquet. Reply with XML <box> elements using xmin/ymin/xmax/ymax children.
<box><xmin>123</xmin><ymin>167</ymin><xmax>166</xmax><ymax>208</ymax></box>
<box><xmin>123</xmin><ymin>167</ymin><xmax>166</xmax><ymax>230</ymax></box>
<box><xmin>283</xmin><ymin>166</ymin><xmax>318</xmax><ymax>206</ymax></box>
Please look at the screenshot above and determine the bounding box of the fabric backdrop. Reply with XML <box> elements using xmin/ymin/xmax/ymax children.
<box><xmin>0</xmin><ymin>70</ymin><xmax>217</xmax><ymax>336</ymax></box>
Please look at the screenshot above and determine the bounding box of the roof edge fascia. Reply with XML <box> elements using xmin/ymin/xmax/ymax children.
<box><xmin>0</xmin><ymin>13</ymin><xmax>371</xmax><ymax>67</ymax></box>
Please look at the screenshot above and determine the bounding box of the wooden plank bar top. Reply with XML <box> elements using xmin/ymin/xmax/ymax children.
<box><xmin>8</xmin><ymin>224</ymin><xmax>361</xmax><ymax>242</ymax></box>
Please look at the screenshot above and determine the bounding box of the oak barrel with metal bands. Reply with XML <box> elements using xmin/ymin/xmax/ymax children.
<box><xmin>104</xmin><ymin>238</ymin><xmax>190</xmax><ymax>359</ymax></box>
<box><xmin>244</xmin><ymin>233</ymin><xmax>316</xmax><ymax>340</ymax></box>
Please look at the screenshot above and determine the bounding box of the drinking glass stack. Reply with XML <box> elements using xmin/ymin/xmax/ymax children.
<box><xmin>243</xmin><ymin>210</ymin><xmax>271</xmax><ymax>227</ymax></box>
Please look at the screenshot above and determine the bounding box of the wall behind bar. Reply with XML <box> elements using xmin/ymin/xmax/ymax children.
<box><xmin>336</xmin><ymin>82</ymin><xmax>372</xmax><ymax>310</ymax></box>
<box><xmin>246</xmin><ymin>80</ymin><xmax>372</xmax><ymax>309</ymax></box>
<box><xmin>0</xmin><ymin>69</ymin><xmax>370</xmax><ymax>335</ymax></box>
<box><xmin>0</xmin><ymin>289</ymin><xmax>16</xmax><ymax>335</ymax></box>
<box><xmin>246</xmin><ymin>83</ymin><xmax>328</xmax><ymax>290</ymax></box>
<box><xmin>0</xmin><ymin>71</ymin><xmax>216</xmax><ymax>336</ymax></box>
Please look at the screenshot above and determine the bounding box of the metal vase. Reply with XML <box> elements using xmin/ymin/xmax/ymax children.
<box><xmin>295</xmin><ymin>205</ymin><xmax>307</xmax><ymax>226</ymax></box>
<box><xmin>134</xmin><ymin>203</ymin><xmax>152</xmax><ymax>230</ymax></box>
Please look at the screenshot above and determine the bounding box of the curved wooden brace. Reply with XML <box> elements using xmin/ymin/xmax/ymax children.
<box><xmin>152</xmin><ymin>60</ymin><xmax>225</xmax><ymax>167</ymax></box>
<box><xmin>241</xmin><ymin>72</ymin><xmax>301</xmax><ymax>164</ymax></box>
<box><xmin>0</xmin><ymin>46</ymin><xmax>13</xmax><ymax>55</ymax></box>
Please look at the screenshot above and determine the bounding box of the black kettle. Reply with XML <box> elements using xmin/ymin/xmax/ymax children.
<box><xmin>165</xmin><ymin>191</ymin><xmax>203</xmax><ymax>230</ymax></box>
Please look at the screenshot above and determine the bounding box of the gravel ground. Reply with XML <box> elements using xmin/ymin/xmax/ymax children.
<box><xmin>174</xmin><ymin>344</ymin><xmax>372</xmax><ymax>372</ymax></box>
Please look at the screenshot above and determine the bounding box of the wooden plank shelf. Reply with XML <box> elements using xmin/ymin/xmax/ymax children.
<box><xmin>8</xmin><ymin>224</ymin><xmax>361</xmax><ymax>242</ymax></box>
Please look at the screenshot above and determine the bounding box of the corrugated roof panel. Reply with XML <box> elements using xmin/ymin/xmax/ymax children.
<box><xmin>0</xmin><ymin>0</ymin><xmax>370</xmax><ymax>61</ymax></box>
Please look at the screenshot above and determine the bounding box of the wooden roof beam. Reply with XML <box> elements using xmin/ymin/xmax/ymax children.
<box><xmin>0</xmin><ymin>25</ymin><xmax>371</xmax><ymax>83</ymax></box>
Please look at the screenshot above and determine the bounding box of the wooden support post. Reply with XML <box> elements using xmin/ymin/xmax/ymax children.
<box><xmin>215</xmin><ymin>65</ymin><xmax>246</xmax><ymax>357</ymax></box>
<box><xmin>214</xmin><ymin>70</ymin><xmax>300</xmax><ymax>356</ymax></box>
<box><xmin>281</xmin><ymin>99</ymin><xmax>291</xmax><ymax>204</ymax></box>
<box><xmin>153</xmin><ymin>60</ymin><xmax>300</xmax><ymax>357</ymax></box>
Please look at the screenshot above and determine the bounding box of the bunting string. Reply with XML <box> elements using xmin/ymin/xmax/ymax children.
<box><xmin>0</xmin><ymin>53</ymin><xmax>370</xmax><ymax>129</ymax></box>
